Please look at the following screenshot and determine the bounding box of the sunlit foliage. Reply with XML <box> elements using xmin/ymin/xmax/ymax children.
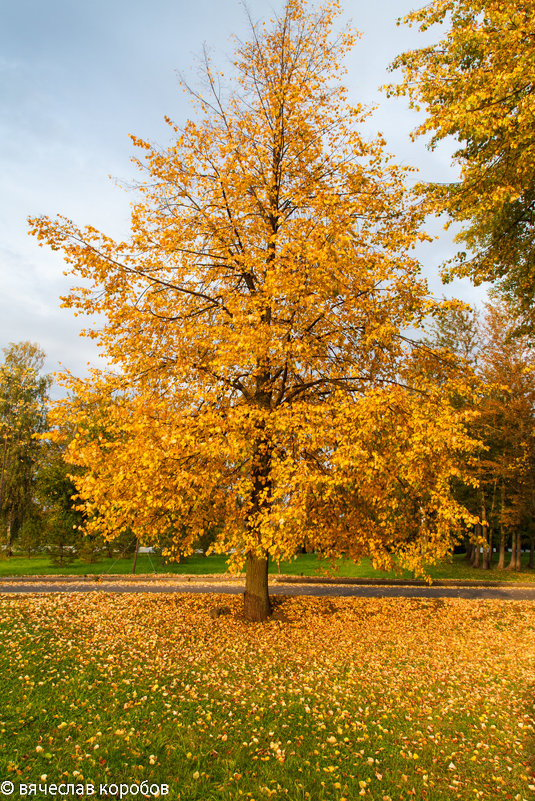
<box><xmin>31</xmin><ymin>0</ymin><xmax>477</xmax><ymax>618</ymax></box>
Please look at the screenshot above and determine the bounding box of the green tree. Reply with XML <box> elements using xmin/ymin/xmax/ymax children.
<box><xmin>0</xmin><ymin>342</ymin><xmax>50</xmax><ymax>552</ymax></box>
<box><xmin>36</xmin><ymin>440</ymin><xmax>84</xmax><ymax>567</ymax></box>
<box><xmin>18</xmin><ymin>502</ymin><xmax>44</xmax><ymax>558</ymax></box>
<box><xmin>420</xmin><ymin>304</ymin><xmax>486</xmax><ymax>563</ymax></box>
<box><xmin>388</xmin><ymin>0</ymin><xmax>535</xmax><ymax>326</ymax></box>
<box><xmin>477</xmin><ymin>301</ymin><xmax>535</xmax><ymax>570</ymax></box>
<box><xmin>425</xmin><ymin>304</ymin><xmax>481</xmax><ymax>369</ymax></box>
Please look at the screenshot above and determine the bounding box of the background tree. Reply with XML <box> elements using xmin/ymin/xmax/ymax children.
<box><xmin>388</xmin><ymin>0</ymin><xmax>535</xmax><ymax>327</ymax></box>
<box><xmin>36</xmin><ymin>439</ymin><xmax>85</xmax><ymax>567</ymax></box>
<box><xmin>476</xmin><ymin>301</ymin><xmax>535</xmax><ymax>570</ymax></box>
<box><xmin>0</xmin><ymin>342</ymin><xmax>50</xmax><ymax>553</ymax></box>
<box><xmin>33</xmin><ymin>0</ymin><xmax>477</xmax><ymax>620</ymax></box>
<box><xmin>424</xmin><ymin>304</ymin><xmax>481</xmax><ymax>369</ymax></box>
<box><xmin>18</xmin><ymin>502</ymin><xmax>44</xmax><ymax>559</ymax></box>
<box><xmin>421</xmin><ymin>304</ymin><xmax>485</xmax><ymax>563</ymax></box>
<box><xmin>423</xmin><ymin>300</ymin><xmax>535</xmax><ymax>571</ymax></box>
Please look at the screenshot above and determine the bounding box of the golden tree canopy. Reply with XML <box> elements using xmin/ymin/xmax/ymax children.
<box><xmin>31</xmin><ymin>0</ymin><xmax>477</xmax><ymax>618</ymax></box>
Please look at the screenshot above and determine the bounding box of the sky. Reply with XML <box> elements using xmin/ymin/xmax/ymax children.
<box><xmin>0</xmin><ymin>0</ymin><xmax>488</xmax><ymax>390</ymax></box>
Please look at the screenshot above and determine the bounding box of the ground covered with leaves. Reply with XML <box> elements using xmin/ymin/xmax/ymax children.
<box><xmin>0</xmin><ymin>593</ymin><xmax>533</xmax><ymax>800</ymax></box>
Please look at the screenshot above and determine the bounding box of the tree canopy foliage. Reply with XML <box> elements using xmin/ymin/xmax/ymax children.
<box><xmin>424</xmin><ymin>300</ymin><xmax>535</xmax><ymax>570</ymax></box>
<box><xmin>388</xmin><ymin>0</ymin><xmax>535</xmax><ymax>323</ymax></box>
<box><xmin>0</xmin><ymin>342</ymin><xmax>50</xmax><ymax>550</ymax></box>
<box><xmin>31</xmin><ymin>0</ymin><xmax>478</xmax><ymax>619</ymax></box>
<box><xmin>476</xmin><ymin>302</ymin><xmax>535</xmax><ymax>567</ymax></box>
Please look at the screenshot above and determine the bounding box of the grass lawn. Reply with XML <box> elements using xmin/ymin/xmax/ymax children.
<box><xmin>1</xmin><ymin>551</ymin><xmax>534</xmax><ymax>582</ymax></box>
<box><xmin>0</xmin><ymin>593</ymin><xmax>533</xmax><ymax>800</ymax></box>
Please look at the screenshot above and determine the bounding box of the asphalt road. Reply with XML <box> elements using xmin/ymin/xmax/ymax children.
<box><xmin>1</xmin><ymin>581</ymin><xmax>535</xmax><ymax>600</ymax></box>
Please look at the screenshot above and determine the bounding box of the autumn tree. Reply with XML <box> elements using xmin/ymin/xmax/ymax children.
<box><xmin>421</xmin><ymin>304</ymin><xmax>486</xmax><ymax>563</ymax></box>
<box><xmin>424</xmin><ymin>300</ymin><xmax>535</xmax><ymax>571</ymax></box>
<box><xmin>0</xmin><ymin>342</ymin><xmax>50</xmax><ymax>552</ymax></box>
<box><xmin>388</xmin><ymin>0</ymin><xmax>535</xmax><ymax>325</ymax></box>
<box><xmin>32</xmin><ymin>0</ymin><xmax>477</xmax><ymax>620</ymax></box>
<box><xmin>476</xmin><ymin>301</ymin><xmax>535</xmax><ymax>570</ymax></box>
<box><xmin>36</xmin><ymin>439</ymin><xmax>85</xmax><ymax>567</ymax></box>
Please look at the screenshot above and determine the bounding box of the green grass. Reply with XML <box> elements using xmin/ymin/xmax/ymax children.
<box><xmin>0</xmin><ymin>593</ymin><xmax>533</xmax><ymax>801</ymax></box>
<box><xmin>1</xmin><ymin>551</ymin><xmax>534</xmax><ymax>582</ymax></box>
<box><xmin>273</xmin><ymin>552</ymin><xmax>535</xmax><ymax>582</ymax></box>
<box><xmin>0</xmin><ymin>553</ymin><xmax>230</xmax><ymax>577</ymax></box>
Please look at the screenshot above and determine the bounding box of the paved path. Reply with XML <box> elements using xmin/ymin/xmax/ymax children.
<box><xmin>1</xmin><ymin>581</ymin><xmax>535</xmax><ymax>600</ymax></box>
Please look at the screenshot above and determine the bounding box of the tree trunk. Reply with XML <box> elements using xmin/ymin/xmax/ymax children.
<box><xmin>6</xmin><ymin>509</ymin><xmax>12</xmax><ymax>557</ymax></box>
<box><xmin>481</xmin><ymin>498</ymin><xmax>491</xmax><ymax>569</ymax></box>
<box><xmin>472</xmin><ymin>524</ymin><xmax>481</xmax><ymax>568</ymax></box>
<box><xmin>132</xmin><ymin>538</ymin><xmax>140</xmax><ymax>574</ymax></box>
<box><xmin>243</xmin><ymin>400</ymin><xmax>273</xmax><ymax>621</ymax></box>
<box><xmin>465</xmin><ymin>540</ymin><xmax>473</xmax><ymax>562</ymax></box>
<box><xmin>529</xmin><ymin>536</ymin><xmax>534</xmax><ymax>569</ymax></box>
<box><xmin>482</xmin><ymin>534</ymin><xmax>491</xmax><ymax>570</ymax></box>
<box><xmin>244</xmin><ymin>553</ymin><xmax>271</xmax><ymax>621</ymax></box>
<box><xmin>514</xmin><ymin>530</ymin><xmax>522</xmax><ymax>571</ymax></box>
<box><xmin>507</xmin><ymin>530</ymin><xmax>516</xmax><ymax>570</ymax></box>
<box><xmin>0</xmin><ymin>434</ymin><xmax>8</xmax><ymax>515</ymax></box>
<box><xmin>497</xmin><ymin>483</ymin><xmax>506</xmax><ymax>569</ymax></box>
<box><xmin>497</xmin><ymin>528</ymin><xmax>505</xmax><ymax>570</ymax></box>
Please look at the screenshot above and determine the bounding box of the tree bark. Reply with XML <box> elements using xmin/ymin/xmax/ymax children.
<box><xmin>465</xmin><ymin>540</ymin><xmax>473</xmax><ymax>562</ymax></box>
<box><xmin>244</xmin><ymin>553</ymin><xmax>271</xmax><ymax>621</ymax></box>
<box><xmin>472</xmin><ymin>524</ymin><xmax>481</xmax><ymax>568</ymax></box>
<box><xmin>481</xmin><ymin>498</ymin><xmax>491</xmax><ymax>570</ymax></box>
<box><xmin>6</xmin><ymin>509</ymin><xmax>12</xmax><ymax>557</ymax></box>
<box><xmin>506</xmin><ymin>529</ymin><xmax>516</xmax><ymax>570</ymax></box>
<box><xmin>482</xmin><ymin>535</ymin><xmax>491</xmax><ymax>570</ymax></box>
<box><xmin>132</xmin><ymin>538</ymin><xmax>140</xmax><ymax>574</ymax></box>
<box><xmin>497</xmin><ymin>527</ymin><xmax>505</xmax><ymax>570</ymax></box>
<box><xmin>514</xmin><ymin>530</ymin><xmax>522</xmax><ymax>571</ymax></box>
<box><xmin>242</xmin><ymin>409</ymin><xmax>273</xmax><ymax>621</ymax></box>
<box><xmin>0</xmin><ymin>434</ymin><xmax>7</xmax><ymax>514</ymax></box>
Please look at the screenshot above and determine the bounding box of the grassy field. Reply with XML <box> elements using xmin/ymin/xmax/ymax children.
<box><xmin>0</xmin><ymin>593</ymin><xmax>533</xmax><ymax>800</ymax></box>
<box><xmin>1</xmin><ymin>551</ymin><xmax>534</xmax><ymax>582</ymax></box>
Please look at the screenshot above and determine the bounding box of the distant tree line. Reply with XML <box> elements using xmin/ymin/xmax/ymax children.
<box><xmin>0</xmin><ymin>342</ymin><xmax>215</xmax><ymax>566</ymax></box>
<box><xmin>424</xmin><ymin>301</ymin><xmax>535</xmax><ymax>570</ymax></box>
<box><xmin>0</xmin><ymin>343</ymin><xmax>94</xmax><ymax>565</ymax></box>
